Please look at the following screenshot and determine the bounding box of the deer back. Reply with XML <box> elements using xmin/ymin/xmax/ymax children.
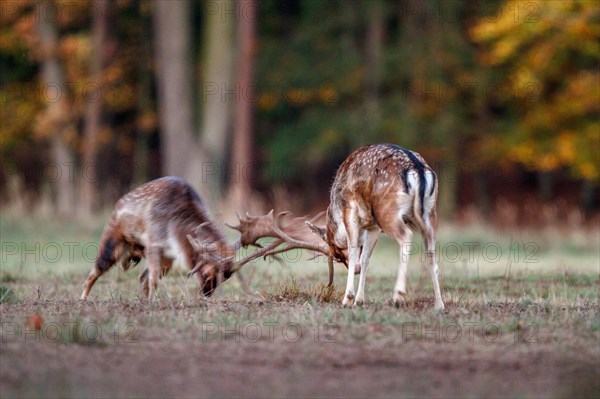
<box><xmin>105</xmin><ymin>176</ymin><xmax>233</xmax><ymax>268</ymax></box>
<box><xmin>326</xmin><ymin>144</ymin><xmax>438</xmax><ymax>249</ymax></box>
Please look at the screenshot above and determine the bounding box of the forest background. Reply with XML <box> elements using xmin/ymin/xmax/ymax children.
<box><xmin>1</xmin><ymin>0</ymin><xmax>598</xmax><ymax>226</ymax></box>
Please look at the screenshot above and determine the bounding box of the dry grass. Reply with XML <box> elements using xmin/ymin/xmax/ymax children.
<box><xmin>264</xmin><ymin>277</ymin><xmax>344</xmax><ymax>303</ymax></box>
<box><xmin>0</xmin><ymin>215</ymin><xmax>599</xmax><ymax>398</ymax></box>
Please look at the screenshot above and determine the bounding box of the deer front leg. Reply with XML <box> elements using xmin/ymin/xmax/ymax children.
<box><xmin>145</xmin><ymin>247</ymin><xmax>162</xmax><ymax>300</ymax></box>
<box><xmin>354</xmin><ymin>229</ymin><xmax>380</xmax><ymax>307</ymax></box>
<box><xmin>343</xmin><ymin>246</ymin><xmax>360</xmax><ymax>307</ymax></box>
<box><xmin>342</xmin><ymin>209</ymin><xmax>360</xmax><ymax>307</ymax></box>
<box><xmin>139</xmin><ymin>268</ymin><xmax>150</xmax><ymax>297</ymax></box>
<box><xmin>141</xmin><ymin>256</ymin><xmax>173</xmax><ymax>296</ymax></box>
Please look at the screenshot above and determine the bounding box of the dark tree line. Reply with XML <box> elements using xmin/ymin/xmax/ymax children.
<box><xmin>0</xmin><ymin>0</ymin><xmax>598</xmax><ymax>223</ymax></box>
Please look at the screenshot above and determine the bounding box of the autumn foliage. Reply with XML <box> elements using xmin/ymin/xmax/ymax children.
<box><xmin>0</xmin><ymin>0</ymin><xmax>598</xmax><ymax>219</ymax></box>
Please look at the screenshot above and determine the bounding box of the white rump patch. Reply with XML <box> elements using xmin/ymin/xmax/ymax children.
<box><xmin>422</xmin><ymin>170</ymin><xmax>436</xmax><ymax>218</ymax></box>
<box><xmin>405</xmin><ymin>171</ymin><xmax>419</xmax><ymax>194</ymax></box>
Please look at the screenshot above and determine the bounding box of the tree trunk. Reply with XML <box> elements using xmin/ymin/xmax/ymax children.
<box><xmin>474</xmin><ymin>168</ymin><xmax>490</xmax><ymax>218</ymax></box>
<box><xmin>437</xmin><ymin>159</ymin><xmax>458</xmax><ymax>220</ymax></box>
<box><xmin>80</xmin><ymin>0</ymin><xmax>111</xmax><ymax>216</ymax></box>
<box><xmin>226</xmin><ymin>0</ymin><xmax>257</xmax><ymax>212</ymax></box>
<box><xmin>364</xmin><ymin>0</ymin><xmax>384</xmax><ymax>145</ymax></box>
<box><xmin>153</xmin><ymin>0</ymin><xmax>211</xmax><ymax>202</ymax></box>
<box><xmin>200</xmin><ymin>0</ymin><xmax>234</xmax><ymax>196</ymax></box>
<box><xmin>538</xmin><ymin>171</ymin><xmax>555</xmax><ymax>201</ymax></box>
<box><xmin>474</xmin><ymin>83</ymin><xmax>492</xmax><ymax>220</ymax></box>
<box><xmin>134</xmin><ymin>0</ymin><xmax>154</xmax><ymax>185</ymax></box>
<box><xmin>36</xmin><ymin>0</ymin><xmax>75</xmax><ymax>217</ymax></box>
<box><xmin>580</xmin><ymin>179</ymin><xmax>597</xmax><ymax>213</ymax></box>
<box><xmin>153</xmin><ymin>0</ymin><xmax>197</xmax><ymax>177</ymax></box>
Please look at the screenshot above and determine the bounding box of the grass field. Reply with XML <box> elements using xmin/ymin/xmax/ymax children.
<box><xmin>1</xmin><ymin>214</ymin><xmax>599</xmax><ymax>398</ymax></box>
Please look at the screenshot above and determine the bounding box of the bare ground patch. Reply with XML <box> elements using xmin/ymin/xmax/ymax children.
<box><xmin>1</xmin><ymin>290</ymin><xmax>599</xmax><ymax>398</ymax></box>
<box><xmin>1</xmin><ymin>219</ymin><xmax>599</xmax><ymax>398</ymax></box>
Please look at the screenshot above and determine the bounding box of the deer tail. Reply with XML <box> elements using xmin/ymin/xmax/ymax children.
<box><xmin>96</xmin><ymin>231</ymin><xmax>117</xmax><ymax>273</ymax></box>
<box><xmin>410</xmin><ymin>168</ymin><xmax>437</xmax><ymax>232</ymax></box>
<box><xmin>95</xmin><ymin>224</ymin><xmax>129</xmax><ymax>273</ymax></box>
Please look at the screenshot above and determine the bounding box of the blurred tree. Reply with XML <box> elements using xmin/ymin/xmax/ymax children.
<box><xmin>133</xmin><ymin>0</ymin><xmax>158</xmax><ymax>185</ymax></box>
<box><xmin>256</xmin><ymin>0</ymin><xmax>363</xmax><ymax>201</ymax></box>
<box><xmin>364</xmin><ymin>0</ymin><xmax>385</xmax><ymax>147</ymax></box>
<box><xmin>471</xmin><ymin>0</ymin><xmax>600</xmax><ymax>207</ymax></box>
<box><xmin>153</xmin><ymin>0</ymin><xmax>196</xmax><ymax>177</ymax></box>
<box><xmin>0</xmin><ymin>1</ymin><xmax>42</xmax><ymax>205</ymax></box>
<box><xmin>227</xmin><ymin>0</ymin><xmax>258</xmax><ymax>212</ymax></box>
<box><xmin>1</xmin><ymin>0</ymin><xmax>597</xmax><ymax>219</ymax></box>
<box><xmin>36</xmin><ymin>0</ymin><xmax>76</xmax><ymax>216</ymax></box>
<box><xmin>153</xmin><ymin>0</ymin><xmax>210</xmax><ymax>201</ymax></box>
<box><xmin>256</xmin><ymin>0</ymin><xmax>479</xmax><ymax>215</ymax></box>
<box><xmin>199</xmin><ymin>0</ymin><xmax>234</xmax><ymax>196</ymax></box>
<box><xmin>80</xmin><ymin>0</ymin><xmax>112</xmax><ymax>216</ymax></box>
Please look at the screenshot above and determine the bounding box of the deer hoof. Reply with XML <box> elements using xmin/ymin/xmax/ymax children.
<box><xmin>354</xmin><ymin>298</ymin><xmax>364</xmax><ymax>307</ymax></box>
<box><xmin>393</xmin><ymin>291</ymin><xmax>407</xmax><ymax>308</ymax></box>
<box><xmin>434</xmin><ymin>302</ymin><xmax>445</xmax><ymax>312</ymax></box>
<box><xmin>342</xmin><ymin>293</ymin><xmax>355</xmax><ymax>307</ymax></box>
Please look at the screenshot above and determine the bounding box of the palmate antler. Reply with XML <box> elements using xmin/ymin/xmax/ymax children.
<box><xmin>226</xmin><ymin>210</ymin><xmax>335</xmax><ymax>286</ymax></box>
<box><xmin>186</xmin><ymin>210</ymin><xmax>335</xmax><ymax>287</ymax></box>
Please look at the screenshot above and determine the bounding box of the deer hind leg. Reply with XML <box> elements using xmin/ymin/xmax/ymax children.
<box><xmin>81</xmin><ymin>235</ymin><xmax>121</xmax><ymax>300</ymax></box>
<box><xmin>375</xmin><ymin>202</ymin><xmax>413</xmax><ymax>308</ymax></box>
<box><xmin>422</xmin><ymin>227</ymin><xmax>444</xmax><ymax>310</ymax></box>
<box><xmin>392</xmin><ymin>229</ymin><xmax>413</xmax><ymax>307</ymax></box>
<box><xmin>354</xmin><ymin>229</ymin><xmax>380</xmax><ymax>307</ymax></box>
<box><xmin>81</xmin><ymin>268</ymin><xmax>105</xmax><ymax>301</ymax></box>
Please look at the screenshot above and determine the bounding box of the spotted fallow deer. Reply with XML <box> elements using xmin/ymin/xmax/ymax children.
<box><xmin>306</xmin><ymin>144</ymin><xmax>445</xmax><ymax>310</ymax></box>
<box><xmin>80</xmin><ymin>176</ymin><xmax>332</xmax><ymax>300</ymax></box>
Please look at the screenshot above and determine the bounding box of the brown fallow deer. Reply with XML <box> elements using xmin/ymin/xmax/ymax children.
<box><xmin>306</xmin><ymin>144</ymin><xmax>445</xmax><ymax>310</ymax></box>
<box><xmin>80</xmin><ymin>176</ymin><xmax>332</xmax><ymax>300</ymax></box>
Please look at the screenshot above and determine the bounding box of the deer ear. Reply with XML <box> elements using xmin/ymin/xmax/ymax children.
<box><xmin>305</xmin><ymin>221</ymin><xmax>326</xmax><ymax>241</ymax></box>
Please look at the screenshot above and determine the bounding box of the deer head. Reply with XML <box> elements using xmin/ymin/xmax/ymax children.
<box><xmin>305</xmin><ymin>214</ymin><xmax>349</xmax><ymax>269</ymax></box>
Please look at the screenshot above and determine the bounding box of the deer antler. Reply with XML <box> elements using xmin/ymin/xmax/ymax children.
<box><xmin>226</xmin><ymin>210</ymin><xmax>334</xmax><ymax>285</ymax></box>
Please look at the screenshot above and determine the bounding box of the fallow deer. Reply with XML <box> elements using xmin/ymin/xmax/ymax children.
<box><xmin>80</xmin><ymin>176</ymin><xmax>332</xmax><ymax>300</ymax></box>
<box><xmin>306</xmin><ymin>144</ymin><xmax>445</xmax><ymax>310</ymax></box>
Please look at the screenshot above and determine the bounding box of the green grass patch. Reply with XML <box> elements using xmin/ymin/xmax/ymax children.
<box><xmin>0</xmin><ymin>285</ymin><xmax>18</xmax><ymax>304</ymax></box>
